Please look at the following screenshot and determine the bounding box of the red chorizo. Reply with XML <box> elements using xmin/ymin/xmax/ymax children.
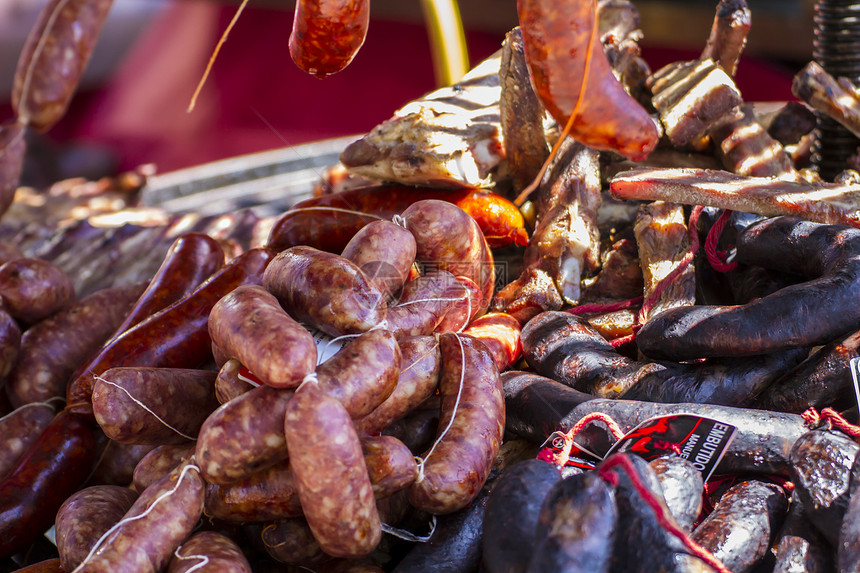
<box><xmin>12</xmin><ymin>0</ymin><xmax>114</xmax><ymax>131</ymax></box>
<box><xmin>263</xmin><ymin>246</ymin><xmax>387</xmax><ymax>336</ymax></box>
<box><xmin>434</xmin><ymin>275</ymin><xmax>482</xmax><ymax>333</ymax></box>
<box><xmin>0</xmin><ymin>401</ymin><xmax>57</xmax><ymax>480</ymax></box>
<box><xmin>6</xmin><ymin>282</ymin><xmax>146</xmax><ymax>407</ymax></box>
<box><xmin>204</xmin><ymin>458</ymin><xmax>304</xmax><ymax>522</ymax></box>
<box><xmin>407</xmin><ymin>333</ymin><xmax>504</xmax><ymax>515</ymax></box>
<box><xmin>461</xmin><ymin>312</ymin><xmax>523</xmax><ymax>371</ymax></box>
<box><xmin>88</xmin><ymin>441</ymin><xmax>155</xmax><ymax>487</ymax></box>
<box><xmin>289</xmin><ymin>0</ymin><xmax>370</xmax><ymax>77</ymax></box>
<box><xmin>92</xmin><ymin>367</ymin><xmax>219</xmax><ymax>445</ymax></box>
<box><xmin>386</xmin><ymin>271</ymin><xmax>471</xmax><ymax>339</ymax></box>
<box><xmin>361</xmin><ymin>434</ymin><xmax>418</xmax><ymax>499</ymax></box>
<box><xmin>401</xmin><ymin>200</ymin><xmax>495</xmax><ymax>315</ymax></box>
<box><xmin>167</xmin><ymin>530</ymin><xmax>252</xmax><ymax>573</ymax></box>
<box><xmin>0</xmin><ymin>258</ymin><xmax>74</xmax><ymax>325</ymax></box>
<box><xmin>132</xmin><ymin>444</ymin><xmax>193</xmax><ymax>493</ymax></box>
<box><xmin>55</xmin><ymin>485</ymin><xmax>138</xmax><ymax>571</ymax></box>
<box><xmin>66</xmin><ymin>247</ymin><xmax>275</xmax><ymax>415</ymax></box>
<box><xmin>208</xmin><ymin>284</ymin><xmax>316</xmax><ymax>388</ymax></box>
<box><xmin>341</xmin><ymin>220</ymin><xmax>416</xmax><ymax>298</ymax></box>
<box><xmin>284</xmin><ymin>383</ymin><xmax>381</xmax><ymax>558</ymax></box>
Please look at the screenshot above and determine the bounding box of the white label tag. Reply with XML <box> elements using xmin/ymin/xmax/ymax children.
<box><xmin>301</xmin><ymin>324</ymin><xmax>347</xmax><ymax>364</ymax></box>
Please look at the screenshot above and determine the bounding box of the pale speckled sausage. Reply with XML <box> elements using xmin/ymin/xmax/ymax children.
<box><xmin>55</xmin><ymin>485</ymin><xmax>138</xmax><ymax>571</ymax></box>
<box><xmin>132</xmin><ymin>444</ymin><xmax>193</xmax><ymax>493</ymax></box>
<box><xmin>407</xmin><ymin>333</ymin><xmax>504</xmax><ymax>515</ymax></box>
<box><xmin>12</xmin><ymin>0</ymin><xmax>114</xmax><ymax>131</ymax></box>
<box><xmin>354</xmin><ymin>336</ymin><xmax>441</xmax><ymax>435</ymax></box>
<box><xmin>204</xmin><ymin>458</ymin><xmax>303</xmax><ymax>523</ymax></box>
<box><xmin>74</xmin><ymin>461</ymin><xmax>205</xmax><ymax>573</ymax></box>
<box><xmin>401</xmin><ymin>200</ymin><xmax>495</xmax><ymax>315</ymax></box>
<box><xmin>284</xmin><ymin>383</ymin><xmax>381</xmax><ymax>558</ymax></box>
<box><xmin>0</xmin><ymin>303</ymin><xmax>20</xmax><ymax>379</ymax></box>
<box><xmin>0</xmin><ymin>401</ymin><xmax>57</xmax><ymax>480</ymax></box>
<box><xmin>208</xmin><ymin>284</ymin><xmax>317</xmax><ymax>388</ymax></box>
<box><xmin>214</xmin><ymin>359</ymin><xmax>254</xmax><ymax>404</ymax></box>
<box><xmin>166</xmin><ymin>530</ymin><xmax>252</xmax><ymax>573</ymax></box>
<box><xmin>341</xmin><ymin>220</ymin><xmax>417</xmax><ymax>298</ymax></box>
<box><xmin>386</xmin><ymin>271</ymin><xmax>472</xmax><ymax>339</ymax></box>
<box><xmin>461</xmin><ymin>311</ymin><xmax>522</xmax><ymax>371</ymax></box>
<box><xmin>196</xmin><ymin>385</ymin><xmax>294</xmax><ymax>484</ymax></box>
<box><xmin>361</xmin><ymin>434</ymin><xmax>418</xmax><ymax>499</ymax></box>
<box><xmin>261</xmin><ymin>516</ymin><xmax>326</xmax><ymax>565</ymax></box>
<box><xmin>262</xmin><ymin>246</ymin><xmax>387</xmax><ymax>336</ymax></box>
<box><xmin>88</xmin><ymin>441</ymin><xmax>155</xmax><ymax>487</ymax></box>
<box><xmin>92</xmin><ymin>367</ymin><xmax>218</xmax><ymax>445</ymax></box>
<box><xmin>6</xmin><ymin>282</ymin><xmax>146</xmax><ymax>408</ymax></box>
<box><xmin>0</xmin><ymin>258</ymin><xmax>74</xmax><ymax>325</ymax></box>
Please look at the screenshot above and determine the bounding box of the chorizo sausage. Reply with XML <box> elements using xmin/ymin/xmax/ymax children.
<box><xmin>55</xmin><ymin>485</ymin><xmax>138</xmax><ymax>571</ymax></box>
<box><xmin>262</xmin><ymin>246</ymin><xmax>387</xmax><ymax>336</ymax></box>
<box><xmin>261</xmin><ymin>516</ymin><xmax>326</xmax><ymax>565</ymax></box>
<box><xmin>6</xmin><ymin>282</ymin><xmax>146</xmax><ymax>407</ymax></box>
<box><xmin>0</xmin><ymin>303</ymin><xmax>20</xmax><ymax>379</ymax></box>
<box><xmin>0</xmin><ymin>409</ymin><xmax>98</xmax><ymax>559</ymax></box>
<box><xmin>0</xmin><ymin>401</ymin><xmax>57</xmax><ymax>480</ymax></box>
<box><xmin>132</xmin><ymin>444</ymin><xmax>193</xmax><ymax>493</ymax></box>
<box><xmin>361</xmin><ymin>434</ymin><xmax>418</xmax><ymax>499</ymax></box>
<box><xmin>461</xmin><ymin>311</ymin><xmax>522</xmax><ymax>371</ymax></box>
<box><xmin>88</xmin><ymin>441</ymin><xmax>155</xmax><ymax>487</ymax></box>
<box><xmin>92</xmin><ymin>367</ymin><xmax>219</xmax><ymax>445</ymax></box>
<box><xmin>204</xmin><ymin>458</ymin><xmax>303</xmax><ymax>522</ymax></box>
<box><xmin>166</xmin><ymin>530</ymin><xmax>252</xmax><ymax>573</ymax></box>
<box><xmin>66</xmin><ymin>247</ymin><xmax>275</xmax><ymax>415</ymax></box>
<box><xmin>214</xmin><ymin>359</ymin><xmax>254</xmax><ymax>404</ymax></box>
<box><xmin>0</xmin><ymin>258</ymin><xmax>74</xmax><ymax>325</ymax></box>
<box><xmin>289</xmin><ymin>0</ymin><xmax>370</xmax><ymax>77</ymax></box>
<box><xmin>341</xmin><ymin>220</ymin><xmax>416</xmax><ymax>299</ymax></box>
<box><xmin>284</xmin><ymin>383</ymin><xmax>381</xmax><ymax>558</ymax></box>
<box><xmin>408</xmin><ymin>333</ymin><xmax>504</xmax><ymax>514</ymax></box>
<box><xmin>385</xmin><ymin>271</ymin><xmax>470</xmax><ymax>339</ymax></box>
<box><xmin>208</xmin><ymin>284</ymin><xmax>317</xmax><ymax>388</ymax></box>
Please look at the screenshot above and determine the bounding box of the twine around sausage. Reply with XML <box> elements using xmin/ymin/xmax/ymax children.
<box><xmin>0</xmin><ymin>397</ymin><xmax>61</xmax><ymax>424</ymax></box>
<box><xmin>381</xmin><ymin>515</ymin><xmax>438</xmax><ymax>542</ymax></box>
<box><xmin>94</xmin><ymin>375</ymin><xmax>197</xmax><ymax>441</ymax></box>
<box><xmin>171</xmin><ymin>545</ymin><xmax>210</xmax><ymax>573</ymax></box>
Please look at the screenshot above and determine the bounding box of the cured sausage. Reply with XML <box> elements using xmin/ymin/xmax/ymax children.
<box><xmin>208</xmin><ymin>284</ymin><xmax>317</xmax><ymax>388</ymax></box>
<box><xmin>131</xmin><ymin>444</ymin><xmax>192</xmax><ymax>493</ymax></box>
<box><xmin>92</xmin><ymin>367</ymin><xmax>219</xmax><ymax>445</ymax></box>
<box><xmin>261</xmin><ymin>516</ymin><xmax>326</xmax><ymax>565</ymax></box>
<box><xmin>0</xmin><ymin>401</ymin><xmax>57</xmax><ymax>480</ymax></box>
<box><xmin>341</xmin><ymin>220</ymin><xmax>416</xmax><ymax>299</ymax></box>
<box><xmin>214</xmin><ymin>359</ymin><xmax>255</xmax><ymax>404</ymax></box>
<box><xmin>361</xmin><ymin>434</ymin><xmax>418</xmax><ymax>499</ymax></box>
<box><xmin>66</xmin><ymin>247</ymin><xmax>274</xmax><ymax>415</ymax></box>
<box><xmin>0</xmin><ymin>258</ymin><xmax>74</xmax><ymax>325</ymax></box>
<box><xmin>262</xmin><ymin>246</ymin><xmax>387</xmax><ymax>337</ymax></box>
<box><xmin>167</xmin><ymin>531</ymin><xmax>252</xmax><ymax>573</ymax></box>
<box><xmin>6</xmin><ymin>282</ymin><xmax>146</xmax><ymax>407</ymax></box>
<box><xmin>55</xmin><ymin>485</ymin><xmax>138</xmax><ymax>571</ymax></box>
<box><xmin>88</xmin><ymin>441</ymin><xmax>155</xmax><ymax>487</ymax></box>
<box><xmin>203</xmin><ymin>458</ymin><xmax>303</xmax><ymax>522</ymax></box>
<box><xmin>289</xmin><ymin>0</ymin><xmax>370</xmax><ymax>77</ymax></box>
<box><xmin>385</xmin><ymin>271</ymin><xmax>472</xmax><ymax>339</ymax></box>
<box><xmin>461</xmin><ymin>312</ymin><xmax>522</xmax><ymax>371</ymax></box>
<box><xmin>0</xmin><ymin>409</ymin><xmax>97</xmax><ymax>559</ymax></box>
<box><xmin>408</xmin><ymin>333</ymin><xmax>504</xmax><ymax>514</ymax></box>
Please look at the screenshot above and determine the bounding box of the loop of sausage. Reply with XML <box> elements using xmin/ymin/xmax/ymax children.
<box><xmin>209</xmin><ymin>284</ymin><xmax>317</xmax><ymax>388</ymax></box>
<box><xmin>386</xmin><ymin>270</ymin><xmax>473</xmax><ymax>339</ymax></box>
<box><xmin>461</xmin><ymin>312</ymin><xmax>523</xmax><ymax>372</ymax></box>
<box><xmin>342</xmin><ymin>220</ymin><xmax>417</xmax><ymax>299</ymax></box>
<box><xmin>289</xmin><ymin>0</ymin><xmax>370</xmax><ymax>78</ymax></box>
<box><xmin>408</xmin><ymin>333</ymin><xmax>504</xmax><ymax>515</ymax></box>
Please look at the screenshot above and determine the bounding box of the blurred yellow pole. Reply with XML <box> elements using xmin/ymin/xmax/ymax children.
<box><xmin>419</xmin><ymin>0</ymin><xmax>470</xmax><ymax>87</ymax></box>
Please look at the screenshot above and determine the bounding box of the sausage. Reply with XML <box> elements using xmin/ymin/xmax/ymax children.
<box><xmin>0</xmin><ymin>409</ymin><xmax>98</xmax><ymax>559</ymax></box>
<box><xmin>401</xmin><ymin>200</ymin><xmax>495</xmax><ymax>315</ymax></box>
<box><xmin>289</xmin><ymin>0</ymin><xmax>370</xmax><ymax>77</ymax></box>
<box><xmin>517</xmin><ymin>0</ymin><xmax>658</xmax><ymax>160</ymax></box>
<box><xmin>132</xmin><ymin>444</ymin><xmax>193</xmax><ymax>493</ymax></box>
<box><xmin>361</xmin><ymin>434</ymin><xmax>418</xmax><ymax>499</ymax></box>
<box><xmin>341</xmin><ymin>220</ymin><xmax>416</xmax><ymax>298</ymax></box>
<box><xmin>691</xmin><ymin>480</ymin><xmax>789</xmax><ymax>573</ymax></box>
<box><xmin>167</xmin><ymin>530</ymin><xmax>252</xmax><ymax>573</ymax></box>
<box><xmin>262</xmin><ymin>246</ymin><xmax>387</xmax><ymax>337</ymax></box>
<box><xmin>839</xmin><ymin>486</ymin><xmax>860</xmax><ymax>572</ymax></box>
<box><xmin>6</xmin><ymin>282</ymin><xmax>146</xmax><ymax>407</ymax></box>
<box><xmin>482</xmin><ymin>458</ymin><xmax>563</xmax><ymax>573</ymax></box>
<box><xmin>196</xmin><ymin>385</ymin><xmax>294</xmax><ymax>484</ymax></box>
<box><xmin>208</xmin><ymin>284</ymin><xmax>317</xmax><ymax>388</ymax></box>
<box><xmin>353</xmin><ymin>335</ymin><xmax>441</xmax><ymax>435</ymax></box>
<box><xmin>433</xmin><ymin>275</ymin><xmax>481</xmax><ymax>334</ymax></box>
<box><xmin>385</xmin><ymin>271</ymin><xmax>469</xmax><ymax>339</ymax></box>
<box><xmin>461</xmin><ymin>312</ymin><xmax>522</xmax><ymax>371</ymax></box>
<box><xmin>283</xmin><ymin>383</ymin><xmax>381</xmax><ymax>558</ymax></box>
<box><xmin>106</xmin><ymin>232</ymin><xmax>225</xmax><ymax>341</ymax></box>
<box><xmin>267</xmin><ymin>186</ymin><xmax>528</xmax><ymax>253</ymax></box>
<box><xmin>408</xmin><ymin>333</ymin><xmax>504</xmax><ymax>515</ymax></box>
<box><xmin>66</xmin><ymin>247</ymin><xmax>275</xmax><ymax>415</ymax></box>
<box><xmin>261</xmin><ymin>516</ymin><xmax>327</xmax><ymax>565</ymax></box>
<box><xmin>0</xmin><ymin>258</ymin><xmax>75</xmax><ymax>325</ymax></box>
<box><xmin>87</xmin><ymin>441</ymin><xmax>155</xmax><ymax>487</ymax></box>
<box><xmin>92</xmin><ymin>367</ymin><xmax>219</xmax><ymax>445</ymax></box>
<box><xmin>214</xmin><ymin>358</ymin><xmax>255</xmax><ymax>404</ymax></box>
<box><xmin>773</xmin><ymin>494</ymin><xmax>834</xmax><ymax>573</ymax></box>
<box><xmin>55</xmin><ymin>485</ymin><xmax>138</xmax><ymax>571</ymax></box>
<box><xmin>0</xmin><ymin>121</ymin><xmax>26</xmax><ymax>219</ymax></box>
<box><xmin>649</xmin><ymin>455</ymin><xmax>704</xmax><ymax>533</ymax></box>
<box><xmin>74</xmin><ymin>461</ymin><xmax>205</xmax><ymax>572</ymax></box>
<box><xmin>204</xmin><ymin>459</ymin><xmax>304</xmax><ymax>522</ymax></box>
<box><xmin>0</xmin><ymin>304</ymin><xmax>20</xmax><ymax>380</ymax></box>
<box><xmin>12</xmin><ymin>0</ymin><xmax>114</xmax><ymax>131</ymax></box>
<box><xmin>0</xmin><ymin>401</ymin><xmax>57</xmax><ymax>480</ymax></box>
<box><xmin>381</xmin><ymin>404</ymin><xmax>441</xmax><ymax>456</ymax></box>
<box><xmin>9</xmin><ymin>558</ymin><xmax>65</xmax><ymax>572</ymax></box>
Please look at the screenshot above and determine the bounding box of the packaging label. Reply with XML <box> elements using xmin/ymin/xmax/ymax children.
<box><xmin>303</xmin><ymin>324</ymin><xmax>348</xmax><ymax>364</ymax></box>
<box><xmin>538</xmin><ymin>431</ymin><xmax>603</xmax><ymax>470</ymax></box>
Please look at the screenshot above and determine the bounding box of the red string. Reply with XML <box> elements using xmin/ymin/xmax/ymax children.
<box><xmin>567</xmin><ymin>296</ymin><xmax>643</xmax><ymax>316</ymax></box>
<box><xmin>704</xmin><ymin>209</ymin><xmax>738</xmax><ymax>272</ymax></box>
<box><xmin>544</xmin><ymin>412</ymin><xmax>626</xmax><ymax>467</ymax></box>
<box><xmin>802</xmin><ymin>407</ymin><xmax>860</xmax><ymax>439</ymax></box>
<box><xmin>598</xmin><ymin>455</ymin><xmax>733</xmax><ymax>573</ymax></box>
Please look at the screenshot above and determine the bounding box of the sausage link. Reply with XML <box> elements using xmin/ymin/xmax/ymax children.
<box><xmin>0</xmin><ymin>258</ymin><xmax>75</xmax><ymax>325</ymax></box>
<box><xmin>132</xmin><ymin>444</ymin><xmax>193</xmax><ymax>493</ymax></box>
<box><xmin>407</xmin><ymin>333</ymin><xmax>504</xmax><ymax>514</ymax></box>
<box><xmin>261</xmin><ymin>516</ymin><xmax>326</xmax><ymax>565</ymax></box>
<box><xmin>461</xmin><ymin>312</ymin><xmax>523</xmax><ymax>371</ymax></box>
<box><xmin>208</xmin><ymin>284</ymin><xmax>316</xmax><ymax>388</ymax></box>
<box><xmin>88</xmin><ymin>440</ymin><xmax>155</xmax><ymax>487</ymax></box>
<box><xmin>12</xmin><ymin>0</ymin><xmax>114</xmax><ymax>131</ymax></box>
<box><xmin>262</xmin><ymin>246</ymin><xmax>387</xmax><ymax>336</ymax></box>
<box><xmin>8</xmin><ymin>558</ymin><xmax>64</xmax><ymax>572</ymax></box>
<box><xmin>204</xmin><ymin>459</ymin><xmax>303</xmax><ymax>522</ymax></box>
<box><xmin>55</xmin><ymin>485</ymin><xmax>138</xmax><ymax>571</ymax></box>
<box><xmin>0</xmin><ymin>304</ymin><xmax>20</xmax><ymax>380</ymax></box>
<box><xmin>386</xmin><ymin>271</ymin><xmax>471</xmax><ymax>339</ymax></box>
<box><xmin>214</xmin><ymin>359</ymin><xmax>255</xmax><ymax>404</ymax></box>
<box><xmin>0</xmin><ymin>121</ymin><xmax>26</xmax><ymax>219</ymax></box>
<box><xmin>0</xmin><ymin>401</ymin><xmax>57</xmax><ymax>480</ymax></box>
<box><xmin>167</xmin><ymin>530</ymin><xmax>252</xmax><ymax>573</ymax></box>
<box><xmin>289</xmin><ymin>0</ymin><xmax>370</xmax><ymax>77</ymax></box>
<box><xmin>92</xmin><ymin>367</ymin><xmax>219</xmax><ymax>445</ymax></box>
<box><xmin>341</xmin><ymin>220</ymin><xmax>417</xmax><ymax>298</ymax></box>
<box><xmin>6</xmin><ymin>282</ymin><xmax>146</xmax><ymax>407</ymax></box>
<box><xmin>66</xmin><ymin>247</ymin><xmax>275</xmax><ymax>415</ymax></box>
<box><xmin>401</xmin><ymin>200</ymin><xmax>495</xmax><ymax>315</ymax></box>
<box><xmin>0</xmin><ymin>409</ymin><xmax>98</xmax><ymax>559</ymax></box>
<box><xmin>354</xmin><ymin>336</ymin><xmax>441</xmax><ymax>435</ymax></box>
<box><xmin>434</xmin><ymin>275</ymin><xmax>481</xmax><ymax>333</ymax></box>
<box><xmin>74</xmin><ymin>461</ymin><xmax>205</xmax><ymax>573</ymax></box>
<box><xmin>284</xmin><ymin>383</ymin><xmax>381</xmax><ymax>558</ymax></box>
<box><xmin>361</xmin><ymin>434</ymin><xmax>418</xmax><ymax>499</ymax></box>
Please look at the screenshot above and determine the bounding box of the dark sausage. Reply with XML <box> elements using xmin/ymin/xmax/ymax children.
<box><xmin>0</xmin><ymin>258</ymin><xmax>74</xmax><ymax>325</ymax></box>
<box><xmin>87</xmin><ymin>440</ymin><xmax>155</xmax><ymax>487</ymax></box>
<box><xmin>0</xmin><ymin>401</ymin><xmax>57</xmax><ymax>480</ymax></box>
<box><xmin>289</xmin><ymin>0</ymin><xmax>370</xmax><ymax>77</ymax></box>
